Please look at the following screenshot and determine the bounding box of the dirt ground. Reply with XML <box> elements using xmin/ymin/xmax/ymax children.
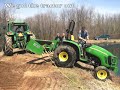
<box><xmin>0</xmin><ymin>51</ymin><xmax>120</xmax><ymax>90</ymax></box>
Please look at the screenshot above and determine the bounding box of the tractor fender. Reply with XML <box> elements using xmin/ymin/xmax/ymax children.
<box><xmin>62</xmin><ymin>40</ymin><xmax>81</xmax><ymax>61</ymax></box>
<box><xmin>6</xmin><ymin>32</ymin><xmax>14</xmax><ymax>36</ymax></box>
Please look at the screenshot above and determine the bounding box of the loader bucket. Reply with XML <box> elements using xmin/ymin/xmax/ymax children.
<box><xmin>26</xmin><ymin>39</ymin><xmax>44</xmax><ymax>55</ymax></box>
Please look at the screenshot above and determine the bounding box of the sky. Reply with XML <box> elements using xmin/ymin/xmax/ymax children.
<box><xmin>0</xmin><ymin>0</ymin><xmax>120</xmax><ymax>19</ymax></box>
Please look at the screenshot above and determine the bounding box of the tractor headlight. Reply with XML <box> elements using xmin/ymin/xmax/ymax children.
<box><xmin>7</xmin><ymin>32</ymin><xmax>14</xmax><ymax>35</ymax></box>
<box><xmin>18</xmin><ymin>33</ymin><xmax>23</xmax><ymax>37</ymax></box>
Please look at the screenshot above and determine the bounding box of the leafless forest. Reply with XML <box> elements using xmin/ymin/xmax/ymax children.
<box><xmin>0</xmin><ymin>6</ymin><xmax>120</xmax><ymax>50</ymax></box>
<box><xmin>25</xmin><ymin>6</ymin><xmax>120</xmax><ymax>40</ymax></box>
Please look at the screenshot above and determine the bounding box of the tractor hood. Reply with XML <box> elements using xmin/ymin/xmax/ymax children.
<box><xmin>86</xmin><ymin>44</ymin><xmax>118</xmax><ymax>73</ymax></box>
<box><xmin>85</xmin><ymin>44</ymin><xmax>113</xmax><ymax>57</ymax></box>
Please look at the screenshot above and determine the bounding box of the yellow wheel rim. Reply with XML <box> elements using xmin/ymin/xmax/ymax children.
<box><xmin>97</xmin><ymin>70</ymin><xmax>108</xmax><ymax>80</ymax></box>
<box><xmin>59</xmin><ymin>51</ymin><xmax>68</xmax><ymax>62</ymax></box>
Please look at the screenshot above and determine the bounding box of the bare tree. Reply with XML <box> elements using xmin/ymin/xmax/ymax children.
<box><xmin>25</xmin><ymin>6</ymin><xmax>120</xmax><ymax>40</ymax></box>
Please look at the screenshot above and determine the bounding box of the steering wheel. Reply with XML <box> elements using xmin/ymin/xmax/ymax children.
<box><xmin>78</xmin><ymin>39</ymin><xmax>86</xmax><ymax>45</ymax></box>
<box><xmin>82</xmin><ymin>40</ymin><xmax>92</xmax><ymax>48</ymax></box>
<box><xmin>79</xmin><ymin>39</ymin><xmax>91</xmax><ymax>48</ymax></box>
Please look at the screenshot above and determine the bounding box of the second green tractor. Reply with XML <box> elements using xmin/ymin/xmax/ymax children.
<box><xmin>3</xmin><ymin>20</ymin><xmax>35</xmax><ymax>55</ymax></box>
<box><xmin>53</xmin><ymin>20</ymin><xmax>118</xmax><ymax>81</ymax></box>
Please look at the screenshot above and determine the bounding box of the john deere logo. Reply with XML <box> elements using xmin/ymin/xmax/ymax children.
<box><xmin>33</xmin><ymin>43</ymin><xmax>40</xmax><ymax>48</ymax></box>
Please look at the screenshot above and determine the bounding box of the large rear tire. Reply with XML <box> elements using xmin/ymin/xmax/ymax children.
<box><xmin>53</xmin><ymin>45</ymin><xmax>76</xmax><ymax>67</ymax></box>
<box><xmin>94</xmin><ymin>66</ymin><xmax>110</xmax><ymax>81</ymax></box>
<box><xmin>3</xmin><ymin>35</ymin><xmax>13</xmax><ymax>56</ymax></box>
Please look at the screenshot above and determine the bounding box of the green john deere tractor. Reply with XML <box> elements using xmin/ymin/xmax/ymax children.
<box><xmin>2</xmin><ymin>20</ymin><xmax>59</xmax><ymax>56</ymax></box>
<box><xmin>3</xmin><ymin>20</ymin><xmax>35</xmax><ymax>55</ymax></box>
<box><xmin>53</xmin><ymin>20</ymin><xmax>118</xmax><ymax>81</ymax></box>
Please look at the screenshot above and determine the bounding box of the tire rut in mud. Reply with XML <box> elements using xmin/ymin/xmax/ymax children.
<box><xmin>0</xmin><ymin>53</ymin><xmax>71</xmax><ymax>90</ymax></box>
<box><xmin>0</xmin><ymin>62</ymin><xmax>24</xmax><ymax>90</ymax></box>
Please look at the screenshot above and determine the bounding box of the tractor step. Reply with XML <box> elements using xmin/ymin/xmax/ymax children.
<box><xmin>80</xmin><ymin>57</ymin><xmax>88</xmax><ymax>62</ymax></box>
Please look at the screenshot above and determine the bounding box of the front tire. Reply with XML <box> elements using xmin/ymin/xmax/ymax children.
<box><xmin>94</xmin><ymin>66</ymin><xmax>110</xmax><ymax>81</ymax></box>
<box><xmin>3</xmin><ymin>35</ymin><xmax>13</xmax><ymax>56</ymax></box>
<box><xmin>53</xmin><ymin>45</ymin><xmax>76</xmax><ymax>67</ymax></box>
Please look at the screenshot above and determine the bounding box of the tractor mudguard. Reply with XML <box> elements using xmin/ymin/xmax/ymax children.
<box><xmin>26</xmin><ymin>39</ymin><xmax>44</xmax><ymax>55</ymax></box>
<box><xmin>62</xmin><ymin>40</ymin><xmax>82</xmax><ymax>59</ymax></box>
<box><xmin>6</xmin><ymin>32</ymin><xmax>14</xmax><ymax>36</ymax></box>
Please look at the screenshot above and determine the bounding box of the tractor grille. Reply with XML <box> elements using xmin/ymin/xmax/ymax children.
<box><xmin>17</xmin><ymin>35</ymin><xmax>24</xmax><ymax>40</ymax></box>
<box><xmin>108</xmin><ymin>56</ymin><xmax>112</xmax><ymax>65</ymax></box>
<box><xmin>108</xmin><ymin>56</ymin><xmax>117</xmax><ymax>66</ymax></box>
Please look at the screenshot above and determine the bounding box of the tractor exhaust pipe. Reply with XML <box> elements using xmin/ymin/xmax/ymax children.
<box><xmin>66</xmin><ymin>20</ymin><xmax>75</xmax><ymax>40</ymax></box>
